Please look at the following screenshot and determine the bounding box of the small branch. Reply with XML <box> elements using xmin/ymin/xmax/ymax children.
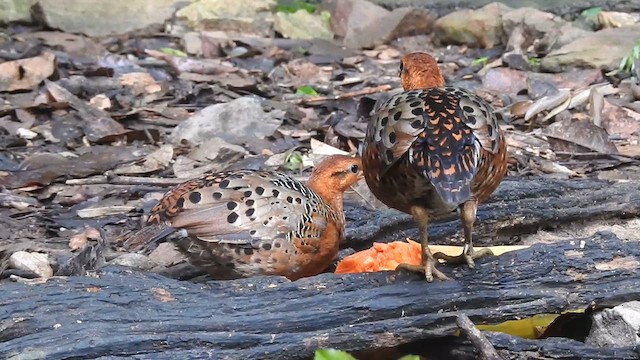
<box><xmin>66</xmin><ymin>175</ymin><xmax>184</xmax><ymax>186</ymax></box>
<box><xmin>456</xmin><ymin>314</ymin><xmax>502</xmax><ymax>360</ymax></box>
<box><xmin>290</xmin><ymin>84</ymin><xmax>392</xmax><ymax>105</ymax></box>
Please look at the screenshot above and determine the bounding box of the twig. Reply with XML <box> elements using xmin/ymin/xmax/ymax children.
<box><xmin>66</xmin><ymin>175</ymin><xmax>184</xmax><ymax>186</ymax></box>
<box><xmin>456</xmin><ymin>314</ymin><xmax>502</xmax><ymax>360</ymax></box>
<box><xmin>290</xmin><ymin>84</ymin><xmax>392</xmax><ymax>105</ymax></box>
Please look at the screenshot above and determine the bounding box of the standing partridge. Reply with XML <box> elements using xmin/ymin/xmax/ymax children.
<box><xmin>362</xmin><ymin>52</ymin><xmax>508</xmax><ymax>281</ymax></box>
<box><xmin>126</xmin><ymin>155</ymin><xmax>362</xmax><ymax>281</ymax></box>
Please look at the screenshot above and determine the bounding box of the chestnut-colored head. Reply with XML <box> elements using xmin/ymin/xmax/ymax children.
<box><xmin>399</xmin><ymin>52</ymin><xmax>445</xmax><ymax>90</ymax></box>
<box><xmin>307</xmin><ymin>155</ymin><xmax>363</xmax><ymax>194</ymax></box>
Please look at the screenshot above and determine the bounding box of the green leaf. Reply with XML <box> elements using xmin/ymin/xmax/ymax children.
<box><xmin>283</xmin><ymin>151</ymin><xmax>304</xmax><ymax>171</ymax></box>
<box><xmin>471</xmin><ymin>56</ymin><xmax>488</xmax><ymax>66</ymax></box>
<box><xmin>296</xmin><ymin>85</ymin><xmax>319</xmax><ymax>96</ymax></box>
<box><xmin>398</xmin><ymin>356</ymin><xmax>421</xmax><ymax>360</ymax></box>
<box><xmin>275</xmin><ymin>0</ymin><xmax>317</xmax><ymax>14</ymax></box>
<box><xmin>527</xmin><ymin>57</ymin><xmax>541</xmax><ymax>66</ymax></box>
<box><xmin>159</xmin><ymin>47</ymin><xmax>187</xmax><ymax>57</ymax></box>
<box><xmin>320</xmin><ymin>10</ymin><xmax>331</xmax><ymax>26</ymax></box>
<box><xmin>314</xmin><ymin>349</ymin><xmax>357</xmax><ymax>360</ymax></box>
<box><xmin>580</xmin><ymin>6</ymin><xmax>602</xmax><ymax>19</ymax></box>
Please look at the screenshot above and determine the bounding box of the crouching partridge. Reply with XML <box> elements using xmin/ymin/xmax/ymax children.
<box><xmin>126</xmin><ymin>155</ymin><xmax>363</xmax><ymax>280</ymax></box>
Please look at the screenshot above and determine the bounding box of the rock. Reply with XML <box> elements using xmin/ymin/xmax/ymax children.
<box><xmin>149</xmin><ymin>243</ymin><xmax>186</xmax><ymax>267</ymax></box>
<box><xmin>109</xmin><ymin>253</ymin><xmax>157</xmax><ymax>271</ymax></box>
<box><xmin>322</xmin><ymin>0</ymin><xmax>389</xmax><ymax>39</ymax></box>
<box><xmin>482</xmin><ymin>68</ymin><xmax>528</xmax><ymax>96</ymax></box>
<box><xmin>176</xmin><ymin>0</ymin><xmax>275</xmax><ymax>36</ymax></box>
<box><xmin>274</xmin><ymin>9</ymin><xmax>333</xmax><ymax>40</ymax></box>
<box><xmin>0</xmin><ymin>0</ymin><xmax>37</xmax><ymax>23</ymax></box>
<box><xmin>541</xmin><ymin>25</ymin><xmax>640</xmax><ymax>72</ymax></box>
<box><xmin>535</xmin><ymin>24</ymin><xmax>592</xmax><ymax>54</ymax></box>
<box><xmin>433</xmin><ymin>2</ymin><xmax>512</xmax><ymax>48</ymax></box>
<box><xmin>33</xmin><ymin>0</ymin><xmax>181</xmax><ymax>37</ymax></box>
<box><xmin>585</xmin><ymin>301</ymin><xmax>640</xmax><ymax>347</ymax></box>
<box><xmin>597</xmin><ymin>11</ymin><xmax>640</xmax><ymax>29</ymax></box>
<box><xmin>502</xmin><ymin>7</ymin><xmax>567</xmax><ymax>48</ymax></box>
<box><xmin>182</xmin><ymin>31</ymin><xmax>231</xmax><ymax>57</ymax></box>
<box><xmin>8</xmin><ymin>251</ymin><xmax>53</xmax><ymax>278</ymax></box>
<box><xmin>346</xmin><ymin>7</ymin><xmax>435</xmax><ymax>49</ymax></box>
<box><xmin>169</xmin><ymin>97</ymin><xmax>285</xmax><ymax>146</ymax></box>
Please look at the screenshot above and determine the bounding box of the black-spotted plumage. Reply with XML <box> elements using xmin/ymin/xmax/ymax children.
<box><xmin>125</xmin><ymin>155</ymin><xmax>362</xmax><ymax>280</ymax></box>
<box><xmin>361</xmin><ymin>51</ymin><xmax>508</xmax><ymax>281</ymax></box>
<box><xmin>364</xmin><ymin>87</ymin><xmax>505</xmax><ymax>214</ymax></box>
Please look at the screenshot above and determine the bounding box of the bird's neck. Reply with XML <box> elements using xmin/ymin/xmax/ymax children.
<box><xmin>306</xmin><ymin>178</ymin><xmax>345</xmax><ymax>222</ymax></box>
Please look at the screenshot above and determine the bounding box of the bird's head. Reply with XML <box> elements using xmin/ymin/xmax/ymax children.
<box><xmin>308</xmin><ymin>155</ymin><xmax>363</xmax><ymax>194</ymax></box>
<box><xmin>399</xmin><ymin>52</ymin><xmax>445</xmax><ymax>90</ymax></box>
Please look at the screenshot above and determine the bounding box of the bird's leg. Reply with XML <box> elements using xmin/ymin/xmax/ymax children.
<box><xmin>433</xmin><ymin>200</ymin><xmax>493</xmax><ymax>268</ymax></box>
<box><xmin>396</xmin><ymin>206</ymin><xmax>450</xmax><ymax>281</ymax></box>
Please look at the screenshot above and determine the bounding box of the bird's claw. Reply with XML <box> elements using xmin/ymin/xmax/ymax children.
<box><xmin>395</xmin><ymin>257</ymin><xmax>450</xmax><ymax>282</ymax></box>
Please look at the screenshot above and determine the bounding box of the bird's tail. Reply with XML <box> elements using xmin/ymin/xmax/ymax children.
<box><xmin>122</xmin><ymin>223</ymin><xmax>176</xmax><ymax>251</ymax></box>
<box><xmin>425</xmin><ymin>148</ymin><xmax>478</xmax><ymax>207</ymax></box>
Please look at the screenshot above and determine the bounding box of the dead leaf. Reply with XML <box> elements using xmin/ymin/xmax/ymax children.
<box><xmin>589</xmin><ymin>86</ymin><xmax>604</xmax><ymax>127</ymax></box>
<box><xmin>119</xmin><ymin>72</ymin><xmax>159</xmax><ymax>95</ymax></box>
<box><xmin>525</xmin><ymin>89</ymin><xmax>570</xmax><ymax>121</ymax></box>
<box><xmin>0</xmin><ymin>146</ymin><xmax>145</xmax><ymax>189</ymax></box>
<box><xmin>602</xmin><ymin>101</ymin><xmax>640</xmax><ymax>139</ymax></box>
<box><xmin>89</xmin><ymin>94</ymin><xmax>112</xmax><ymax>110</ymax></box>
<box><xmin>113</xmin><ymin>144</ymin><xmax>174</xmax><ymax>175</ymax></box>
<box><xmin>69</xmin><ymin>227</ymin><xmax>101</xmax><ymax>251</ymax></box>
<box><xmin>145</xmin><ymin>49</ymin><xmax>239</xmax><ymax>75</ymax></box>
<box><xmin>543</xmin><ymin>118</ymin><xmax>619</xmax><ymax>154</ymax></box>
<box><xmin>0</xmin><ymin>52</ymin><xmax>56</xmax><ymax>92</ymax></box>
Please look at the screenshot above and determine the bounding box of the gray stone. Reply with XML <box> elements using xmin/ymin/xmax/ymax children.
<box><xmin>169</xmin><ymin>97</ymin><xmax>285</xmax><ymax>146</ymax></box>
<box><xmin>502</xmin><ymin>7</ymin><xmax>567</xmax><ymax>40</ymax></box>
<box><xmin>8</xmin><ymin>251</ymin><xmax>53</xmax><ymax>278</ymax></box>
<box><xmin>434</xmin><ymin>2</ymin><xmax>513</xmax><ymax>48</ymax></box>
<box><xmin>176</xmin><ymin>0</ymin><xmax>275</xmax><ymax>36</ymax></box>
<box><xmin>345</xmin><ymin>6</ymin><xmax>436</xmax><ymax>49</ymax></box>
<box><xmin>34</xmin><ymin>0</ymin><xmax>181</xmax><ymax>37</ymax></box>
<box><xmin>322</xmin><ymin>0</ymin><xmax>389</xmax><ymax>39</ymax></box>
<box><xmin>274</xmin><ymin>9</ymin><xmax>333</xmax><ymax>40</ymax></box>
<box><xmin>0</xmin><ymin>0</ymin><xmax>37</xmax><ymax>23</ymax></box>
<box><xmin>585</xmin><ymin>301</ymin><xmax>640</xmax><ymax>347</ymax></box>
<box><xmin>536</xmin><ymin>23</ymin><xmax>592</xmax><ymax>54</ymax></box>
<box><xmin>541</xmin><ymin>25</ymin><xmax>640</xmax><ymax>72</ymax></box>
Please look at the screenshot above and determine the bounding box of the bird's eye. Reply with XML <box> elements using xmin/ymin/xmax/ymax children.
<box><xmin>399</xmin><ymin>61</ymin><xmax>404</xmax><ymax>73</ymax></box>
<box><xmin>350</xmin><ymin>164</ymin><xmax>359</xmax><ymax>173</ymax></box>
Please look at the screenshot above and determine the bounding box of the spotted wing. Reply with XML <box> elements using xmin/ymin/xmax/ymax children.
<box><xmin>143</xmin><ymin>170</ymin><xmax>333</xmax><ymax>250</ymax></box>
<box><xmin>365</xmin><ymin>87</ymin><xmax>501</xmax><ymax>206</ymax></box>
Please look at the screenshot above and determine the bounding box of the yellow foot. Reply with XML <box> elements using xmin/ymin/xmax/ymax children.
<box><xmin>434</xmin><ymin>247</ymin><xmax>494</xmax><ymax>269</ymax></box>
<box><xmin>395</xmin><ymin>256</ymin><xmax>450</xmax><ymax>282</ymax></box>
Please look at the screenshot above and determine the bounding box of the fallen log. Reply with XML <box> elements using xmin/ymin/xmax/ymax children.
<box><xmin>1</xmin><ymin>231</ymin><xmax>639</xmax><ymax>359</ymax></box>
<box><xmin>345</xmin><ymin>177</ymin><xmax>640</xmax><ymax>249</ymax></box>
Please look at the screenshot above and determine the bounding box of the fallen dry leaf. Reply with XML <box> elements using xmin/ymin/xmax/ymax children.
<box><xmin>69</xmin><ymin>227</ymin><xmax>101</xmax><ymax>251</ymax></box>
<box><xmin>0</xmin><ymin>52</ymin><xmax>56</xmax><ymax>92</ymax></box>
<box><xmin>543</xmin><ymin>118</ymin><xmax>619</xmax><ymax>154</ymax></box>
<box><xmin>113</xmin><ymin>144</ymin><xmax>174</xmax><ymax>175</ymax></box>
